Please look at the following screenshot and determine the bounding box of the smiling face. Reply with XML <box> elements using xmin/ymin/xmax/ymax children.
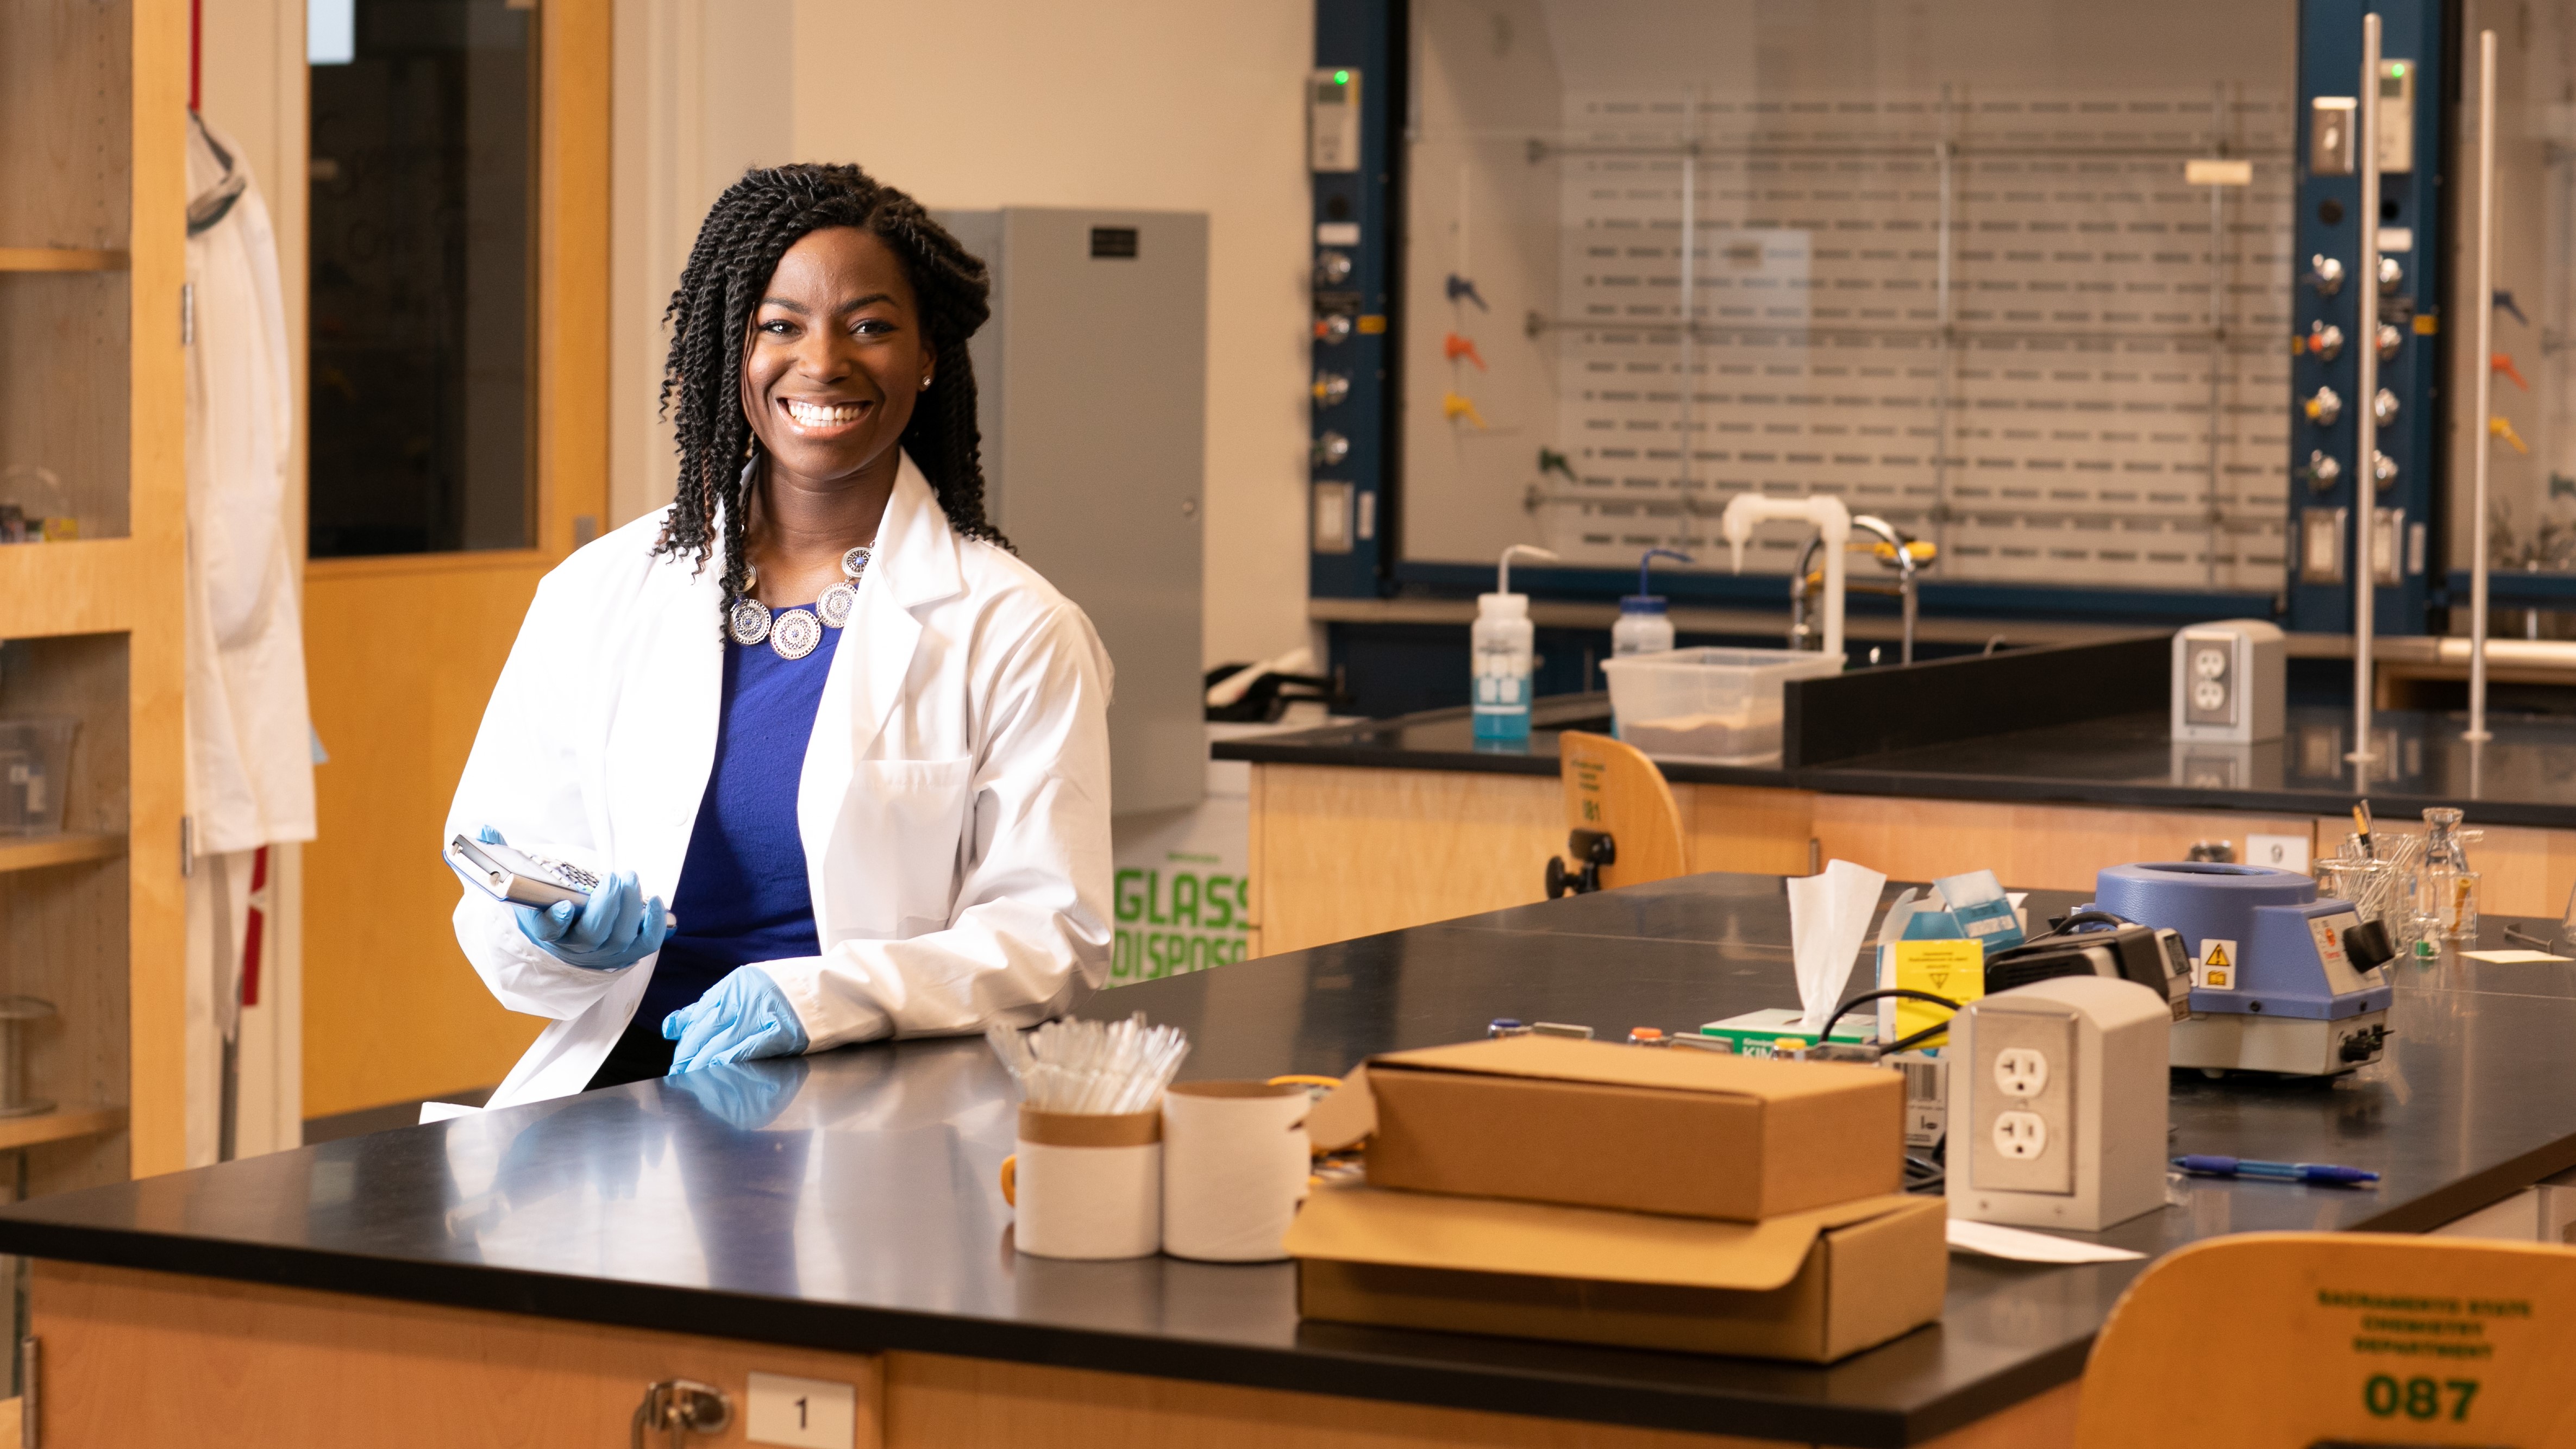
<box><xmin>739</xmin><ymin>225</ymin><xmax>932</xmax><ymax>493</ymax></box>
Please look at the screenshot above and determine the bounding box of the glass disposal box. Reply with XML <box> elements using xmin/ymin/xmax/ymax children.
<box><xmin>0</xmin><ymin>718</ymin><xmax>76</xmax><ymax>836</ymax></box>
<box><xmin>1601</xmin><ymin>649</ymin><xmax>1841</xmax><ymax>764</ymax></box>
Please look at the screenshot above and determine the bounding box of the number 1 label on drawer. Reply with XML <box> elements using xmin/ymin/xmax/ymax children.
<box><xmin>747</xmin><ymin>1371</ymin><xmax>855</xmax><ymax>1447</ymax></box>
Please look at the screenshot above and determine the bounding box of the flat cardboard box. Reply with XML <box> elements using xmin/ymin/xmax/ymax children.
<box><xmin>1338</xmin><ymin>1036</ymin><xmax>1902</xmax><ymax>1220</ymax></box>
<box><xmin>1286</xmin><ymin>1181</ymin><xmax>1946</xmax><ymax>1363</ymax></box>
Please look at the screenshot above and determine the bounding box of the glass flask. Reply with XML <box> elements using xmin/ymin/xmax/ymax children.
<box><xmin>2419</xmin><ymin>808</ymin><xmax>2481</xmax><ymax>943</ymax></box>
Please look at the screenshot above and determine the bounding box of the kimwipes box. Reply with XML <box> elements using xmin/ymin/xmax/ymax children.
<box><xmin>1319</xmin><ymin>1036</ymin><xmax>1902</xmax><ymax>1220</ymax></box>
<box><xmin>1284</xmin><ymin>1182</ymin><xmax>1946</xmax><ymax>1362</ymax></box>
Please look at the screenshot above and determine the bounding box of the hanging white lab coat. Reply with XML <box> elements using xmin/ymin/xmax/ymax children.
<box><xmin>184</xmin><ymin>113</ymin><xmax>317</xmax><ymax>853</ymax></box>
<box><xmin>447</xmin><ymin>454</ymin><xmax>1115</xmax><ymax>1108</ymax></box>
<box><xmin>183</xmin><ymin>113</ymin><xmax>315</xmax><ymax>1166</ymax></box>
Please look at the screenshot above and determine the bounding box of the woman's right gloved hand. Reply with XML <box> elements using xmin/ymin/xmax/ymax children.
<box><xmin>479</xmin><ymin>826</ymin><xmax>668</xmax><ymax>970</ymax></box>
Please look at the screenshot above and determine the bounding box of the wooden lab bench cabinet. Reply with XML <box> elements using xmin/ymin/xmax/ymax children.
<box><xmin>1242</xmin><ymin>764</ymin><xmax>2576</xmax><ymax>958</ymax></box>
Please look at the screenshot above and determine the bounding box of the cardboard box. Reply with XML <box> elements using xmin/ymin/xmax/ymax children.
<box><xmin>1341</xmin><ymin>1037</ymin><xmax>1902</xmax><ymax>1221</ymax></box>
<box><xmin>1286</xmin><ymin>1182</ymin><xmax>1946</xmax><ymax>1363</ymax></box>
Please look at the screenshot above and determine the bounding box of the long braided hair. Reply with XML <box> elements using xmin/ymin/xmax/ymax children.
<box><xmin>654</xmin><ymin>163</ymin><xmax>1004</xmax><ymax>615</ymax></box>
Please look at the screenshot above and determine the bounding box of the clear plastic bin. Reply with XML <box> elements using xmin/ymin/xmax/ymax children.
<box><xmin>0</xmin><ymin>718</ymin><xmax>77</xmax><ymax>836</ymax></box>
<box><xmin>1601</xmin><ymin>648</ymin><xmax>1842</xmax><ymax>764</ymax></box>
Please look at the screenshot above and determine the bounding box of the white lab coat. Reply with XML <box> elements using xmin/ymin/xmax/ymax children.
<box><xmin>185</xmin><ymin>112</ymin><xmax>316</xmax><ymax>854</ymax></box>
<box><xmin>183</xmin><ymin>113</ymin><xmax>315</xmax><ymax>1166</ymax></box>
<box><xmin>447</xmin><ymin>453</ymin><xmax>1115</xmax><ymax>1108</ymax></box>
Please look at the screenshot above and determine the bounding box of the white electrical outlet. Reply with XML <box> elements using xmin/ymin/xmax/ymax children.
<box><xmin>1950</xmin><ymin>976</ymin><xmax>2173</xmax><ymax>1232</ymax></box>
<box><xmin>1993</xmin><ymin>1048</ymin><xmax>2049</xmax><ymax>1097</ymax></box>
<box><xmin>1992</xmin><ymin>1111</ymin><xmax>2048</xmax><ymax>1158</ymax></box>
<box><xmin>1967</xmin><ymin>1010</ymin><xmax>2074</xmax><ymax>1195</ymax></box>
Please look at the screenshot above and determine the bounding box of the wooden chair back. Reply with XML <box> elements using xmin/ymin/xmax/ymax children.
<box><xmin>2076</xmin><ymin>1231</ymin><xmax>2576</xmax><ymax>1448</ymax></box>
<box><xmin>1558</xmin><ymin>730</ymin><xmax>1687</xmax><ymax>890</ymax></box>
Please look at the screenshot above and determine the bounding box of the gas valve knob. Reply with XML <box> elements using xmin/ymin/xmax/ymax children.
<box><xmin>2307</xmin><ymin>321</ymin><xmax>2345</xmax><ymax>361</ymax></box>
<box><xmin>2377</xmin><ymin>322</ymin><xmax>2403</xmax><ymax>360</ymax></box>
<box><xmin>1315</xmin><ymin>249</ymin><xmax>1354</xmax><ymax>286</ymax></box>
<box><xmin>1312</xmin><ymin>431</ymin><xmax>1352</xmax><ymax>467</ymax></box>
<box><xmin>1313</xmin><ymin>313</ymin><xmax>1353</xmax><ymax>346</ymax></box>
<box><xmin>2373</xmin><ymin>387</ymin><xmax>2400</xmax><ymax>426</ymax></box>
<box><xmin>2373</xmin><ymin>450</ymin><xmax>2399</xmax><ymax>491</ymax></box>
<box><xmin>2308</xmin><ymin>254</ymin><xmax>2346</xmax><ymax>297</ymax></box>
<box><xmin>2379</xmin><ymin>255</ymin><xmax>2404</xmax><ymax>294</ymax></box>
<box><xmin>2304</xmin><ymin>386</ymin><xmax>2343</xmax><ymax>428</ymax></box>
<box><xmin>1312</xmin><ymin>371</ymin><xmax>1351</xmax><ymax>407</ymax></box>
<box><xmin>2303</xmin><ymin>450</ymin><xmax>2343</xmax><ymax>492</ymax></box>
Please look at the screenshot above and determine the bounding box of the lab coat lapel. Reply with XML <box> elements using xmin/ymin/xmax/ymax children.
<box><xmin>799</xmin><ymin>453</ymin><xmax>965</xmax><ymax>891</ymax></box>
<box><xmin>624</xmin><ymin>525</ymin><xmax>729</xmax><ymax>905</ymax></box>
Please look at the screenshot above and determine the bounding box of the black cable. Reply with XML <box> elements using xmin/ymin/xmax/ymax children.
<box><xmin>2035</xmin><ymin>908</ymin><xmax>2132</xmax><ymax>939</ymax></box>
<box><xmin>1819</xmin><ymin>988</ymin><xmax>1961</xmax><ymax>1049</ymax></box>
<box><xmin>1882</xmin><ymin>1017</ymin><xmax>1959</xmax><ymax>1055</ymax></box>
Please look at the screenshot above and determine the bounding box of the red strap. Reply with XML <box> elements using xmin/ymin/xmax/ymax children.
<box><xmin>240</xmin><ymin>906</ymin><xmax>264</xmax><ymax>1009</ymax></box>
<box><xmin>239</xmin><ymin>848</ymin><xmax>271</xmax><ymax>1008</ymax></box>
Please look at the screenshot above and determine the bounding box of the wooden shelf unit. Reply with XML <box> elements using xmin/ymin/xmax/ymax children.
<box><xmin>0</xmin><ymin>1107</ymin><xmax>123</xmax><ymax>1155</ymax></box>
<box><xmin>0</xmin><ymin>0</ymin><xmax>189</xmax><ymax>1192</ymax></box>
<box><xmin>0</xmin><ymin>249</ymin><xmax>128</xmax><ymax>274</ymax></box>
<box><xmin>0</xmin><ymin>835</ymin><xmax>122</xmax><ymax>876</ymax></box>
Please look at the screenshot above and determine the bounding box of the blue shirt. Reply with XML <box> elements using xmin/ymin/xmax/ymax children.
<box><xmin>641</xmin><ymin>610</ymin><xmax>843</xmax><ymax>1028</ymax></box>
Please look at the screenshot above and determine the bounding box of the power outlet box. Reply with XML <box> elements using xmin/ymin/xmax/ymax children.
<box><xmin>2171</xmin><ymin>619</ymin><xmax>2285</xmax><ymax>744</ymax></box>
<box><xmin>1948</xmin><ymin>975</ymin><xmax>2171</xmax><ymax>1232</ymax></box>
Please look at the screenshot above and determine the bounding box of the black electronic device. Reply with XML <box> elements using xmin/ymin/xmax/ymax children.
<box><xmin>1982</xmin><ymin>921</ymin><xmax>2192</xmax><ymax>1021</ymax></box>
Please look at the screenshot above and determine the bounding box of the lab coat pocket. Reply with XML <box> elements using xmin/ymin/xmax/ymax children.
<box><xmin>834</xmin><ymin>757</ymin><xmax>975</xmax><ymax>939</ymax></box>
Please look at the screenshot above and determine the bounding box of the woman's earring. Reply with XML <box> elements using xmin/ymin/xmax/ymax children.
<box><xmin>920</xmin><ymin>374</ymin><xmax>933</xmax><ymax>391</ymax></box>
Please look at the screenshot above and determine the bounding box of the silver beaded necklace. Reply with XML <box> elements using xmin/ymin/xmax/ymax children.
<box><xmin>726</xmin><ymin>545</ymin><xmax>872</xmax><ymax>660</ymax></box>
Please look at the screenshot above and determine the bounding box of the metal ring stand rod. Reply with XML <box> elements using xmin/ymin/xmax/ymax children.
<box><xmin>2349</xmin><ymin>12</ymin><xmax>2384</xmax><ymax>767</ymax></box>
<box><xmin>2467</xmin><ymin>28</ymin><xmax>2499</xmax><ymax>743</ymax></box>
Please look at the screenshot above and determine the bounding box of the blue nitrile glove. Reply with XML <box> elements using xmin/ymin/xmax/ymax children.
<box><xmin>662</xmin><ymin>965</ymin><xmax>811</xmax><ymax>1074</ymax></box>
<box><xmin>479</xmin><ymin>825</ymin><xmax>667</xmax><ymax>970</ymax></box>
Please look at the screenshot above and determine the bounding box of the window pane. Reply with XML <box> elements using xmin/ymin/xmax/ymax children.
<box><xmin>308</xmin><ymin>0</ymin><xmax>534</xmax><ymax>558</ymax></box>
<box><xmin>1401</xmin><ymin>0</ymin><xmax>2297</xmax><ymax>593</ymax></box>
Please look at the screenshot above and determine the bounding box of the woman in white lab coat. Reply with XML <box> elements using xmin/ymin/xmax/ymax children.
<box><xmin>446</xmin><ymin>164</ymin><xmax>1113</xmax><ymax>1108</ymax></box>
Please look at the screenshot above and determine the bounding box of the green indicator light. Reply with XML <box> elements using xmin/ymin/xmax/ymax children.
<box><xmin>1334</xmin><ymin>69</ymin><xmax>1350</xmax><ymax>85</ymax></box>
<box><xmin>2391</xmin><ymin>63</ymin><xmax>2405</xmax><ymax>76</ymax></box>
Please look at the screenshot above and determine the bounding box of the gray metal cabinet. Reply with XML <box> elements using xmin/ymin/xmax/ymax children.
<box><xmin>936</xmin><ymin>208</ymin><xmax>1209</xmax><ymax>815</ymax></box>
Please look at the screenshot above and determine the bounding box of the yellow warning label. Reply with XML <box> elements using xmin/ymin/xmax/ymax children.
<box><xmin>2413</xmin><ymin>313</ymin><xmax>2439</xmax><ymax>335</ymax></box>
<box><xmin>1891</xmin><ymin>938</ymin><xmax>1985</xmax><ymax>1047</ymax></box>
<box><xmin>2197</xmin><ymin>938</ymin><xmax>2239</xmax><ymax>992</ymax></box>
<box><xmin>1357</xmin><ymin>315</ymin><xmax>1388</xmax><ymax>334</ymax></box>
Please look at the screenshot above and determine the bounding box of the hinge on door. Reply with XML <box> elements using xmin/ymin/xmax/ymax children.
<box><xmin>180</xmin><ymin>283</ymin><xmax>193</xmax><ymax>346</ymax></box>
<box><xmin>21</xmin><ymin>1335</ymin><xmax>39</xmax><ymax>1449</ymax></box>
<box><xmin>180</xmin><ymin>816</ymin><xmax>195</xmax><ymax>877</ymax></box>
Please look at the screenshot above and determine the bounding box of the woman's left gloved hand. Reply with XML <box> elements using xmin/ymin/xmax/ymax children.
<box><xmin>663</xmin><ymin>965</ymin><xmax>811</xmax><ymax>1074</ymax></box>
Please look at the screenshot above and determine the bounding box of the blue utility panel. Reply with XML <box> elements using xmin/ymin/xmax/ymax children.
<box><xmin>2286</xmin><ymin>0</ymin><xmax>2446</xmax><ymax>636</ymax></box>
<box><xmin>1309</xmin><ymin>0</ymin><xmax>1399</xmax><ymax>600</ymax></box>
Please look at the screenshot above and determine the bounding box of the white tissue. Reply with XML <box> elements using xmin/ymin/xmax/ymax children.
<box><xmin>1872</xmin><ymin>888</ymin><xmax>1923</xmax><ymax>1041</ymax></box>
<box><xmin>1789</xmin><ymin>859</ymin><xmax>1889</xmax><ymax>1034</ymax></box>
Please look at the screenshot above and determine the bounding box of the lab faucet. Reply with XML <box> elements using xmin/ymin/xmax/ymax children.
<box><xmin>1793</xmin><ymin>515</ymin><xmax>1925</xmax><ymax>665</ymax></box>
<box><xmin>1719</xmin><ymin>493</ymin><xmax>1850</xmax><ymax>663</ymax></box>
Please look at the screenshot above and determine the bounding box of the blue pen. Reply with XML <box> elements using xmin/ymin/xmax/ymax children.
<box><xmin>2172</xmin><ymin>1154</ymin><xmax>2380</xmax><ymax>1185</ymax></box>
